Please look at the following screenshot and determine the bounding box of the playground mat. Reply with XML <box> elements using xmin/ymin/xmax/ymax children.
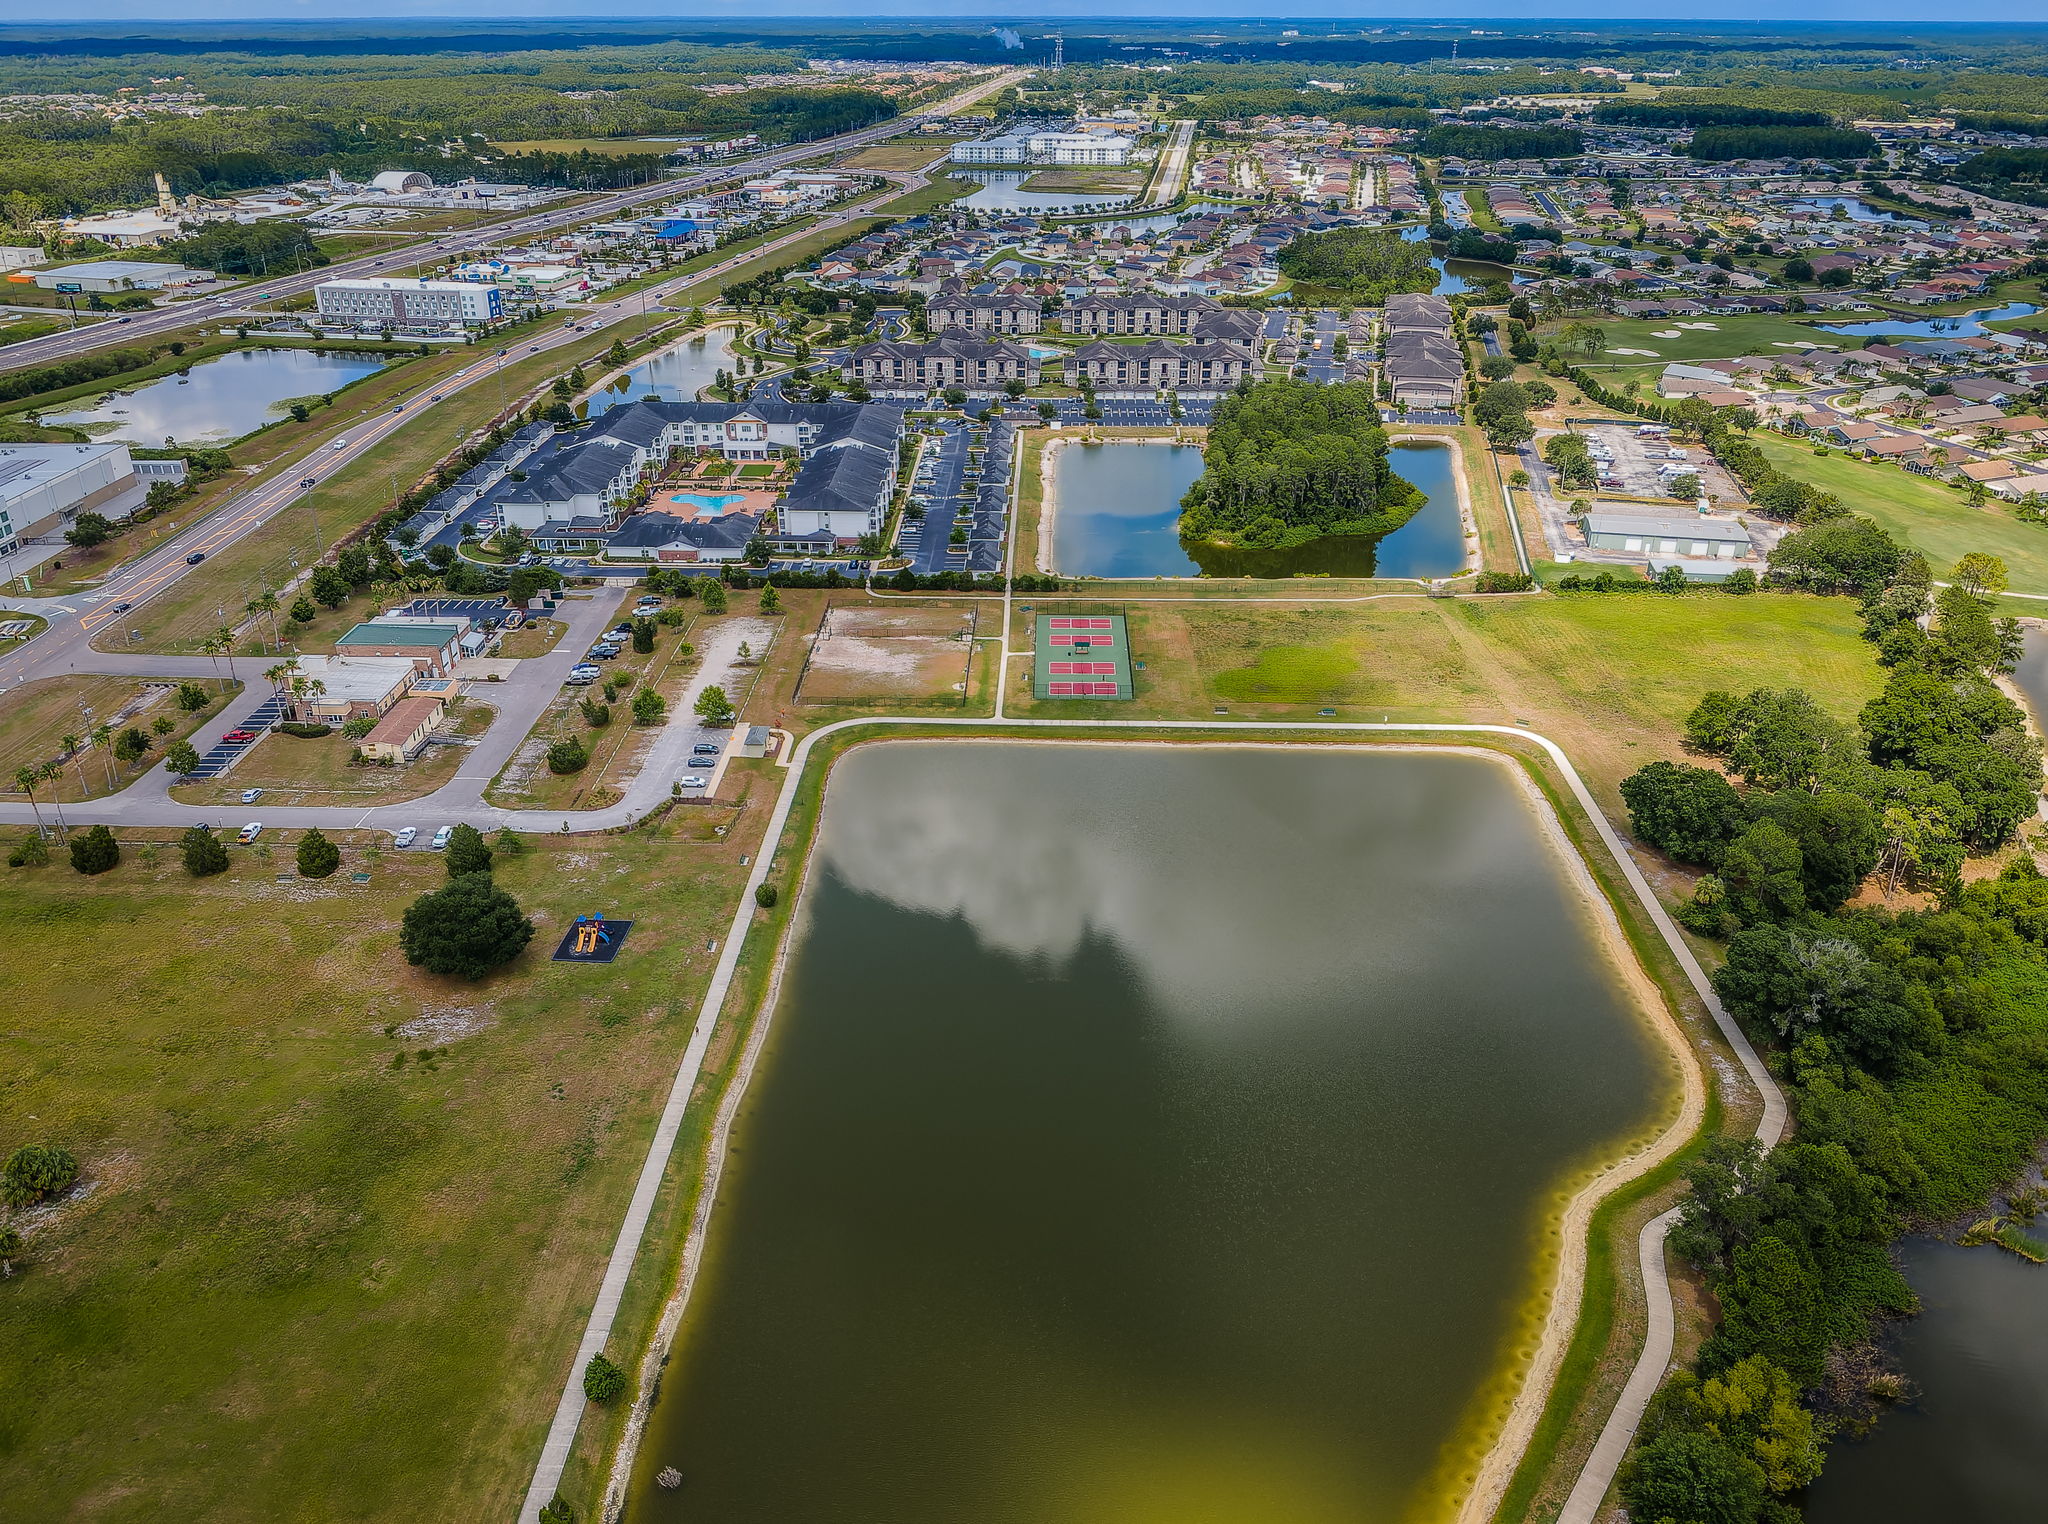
<box><xmin>552</xmin><ymin>916</ymin><xmax>634</xmax><ymax>964</ymax></box>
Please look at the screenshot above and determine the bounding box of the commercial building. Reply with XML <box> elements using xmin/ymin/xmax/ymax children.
<box><xmin>357</xmin><ymin>693</ymin><xmax>447</xmax><ymax>762</ymax></box>
<box><xmin>285</xmin><ymin>655</ymin><xmax>417</xmax><ymax>723</ymax></box>
<box><xmin>30</xmin><ymin>260</ymin><xmax>212</xmax><ymax>293</ymax></box>
<box><xmin>314</xmin><ymin>277</ymin><xmax>502</xmax><ymax>332</ymax></box>
<box><xmin>1578</xmin><ymin>511</ymin><xmax>1753</xmax><ymax>560</ymax></box>
<box><xmin>952</xmin><ymin>130</ymin><xmax>1135</xmax><ymax>166</ymax></box>
<box><xmin>0</xmin><ymin>442</ymin><xmax>141</xmax><ymax>554</ymax></box>
<box><xmin>333</xmin><ymin>619</ymin><xmax>465</xmax><ymax>676</ymax></box>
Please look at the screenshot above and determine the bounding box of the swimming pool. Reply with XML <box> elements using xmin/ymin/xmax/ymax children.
<box><xmin>669</xmin><ymin>491</ymin><xmax>750</xmax><ymax>513</ymax></box>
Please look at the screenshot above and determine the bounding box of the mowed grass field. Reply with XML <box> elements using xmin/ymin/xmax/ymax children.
<box><xmin>1751</xmin><ymin>434</ymin><xmax>2048</xmax><ymax>593</ymax></box>
<box><xmin>0</xmin><ymin>828</ymin><xmax>760</xmax><ymax>1522</ymax></box>
<box><xmin>1014</xmin><ymin>593</ymin><xmax>1883</xmax><ymax>808</ymax></box>
<box><xmin>1555</xmin><ymin>312</ymin><xmax>1859</xmax><ymax>367</ymax></box>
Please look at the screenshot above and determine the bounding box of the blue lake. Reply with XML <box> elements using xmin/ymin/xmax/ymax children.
<box><xmin>42</xmin><ymin>346</ymin><xmax>387</xmax><ymax>446</ymax></box>
<box><xmin>603</xmin><ymin>327</ymin><xmax>738</xmax><ymax>404</ymax></box>
<box><xmin>1812</xmin><ymin>301</ymin><xmax>2041</xmax><ymax>339</ymax></box>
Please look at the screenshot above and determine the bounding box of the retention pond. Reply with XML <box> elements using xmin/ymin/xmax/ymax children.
<box><xmin>627</xmin><ymin>742</ymin><xmax>1666</xmax><ymax>1523</ymax></box>
<box><xmin>1051</xmin><ymin>438</ymin><xmax>1467</xmax><ymax>579</ymax></box>
<box><xmin>40</xmin><ymin>345</ymin><xmax>387</xmax><ymax>445</ymax></box>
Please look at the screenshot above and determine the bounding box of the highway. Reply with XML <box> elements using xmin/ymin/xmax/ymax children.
<box><xmin>0</xmin><ymin>137</ymin><xmax>997</xmax><ymax>692</ymax></box>
<box><xmin>0</xmin><ymin>68</ymin><xmax>1026</xmax><ymax>377</ymax></box>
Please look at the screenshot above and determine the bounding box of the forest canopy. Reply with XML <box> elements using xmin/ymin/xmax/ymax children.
<box><xmin>1274</xmin><ymin>226</ymin><xmax>1435</xmax><ymax>301</ymax></box>
<box><xmin>1418</xmin><ymin>124</ymin><xmax>1584</xmax><ymax>160</ymax></box>
<box><xmin>1686</xmin><ymin>125</ymin><xmax>1878</xmax><ymax>162</ymax></box>
<box><xmin>1177</xmin><ymin>380</ymin><xmax>1422</xmax><ymax>551</ymax></box>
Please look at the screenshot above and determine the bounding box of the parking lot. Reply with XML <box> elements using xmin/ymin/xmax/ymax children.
<box><xmin>1575</xmin><ymin>422</ymin><xmax>1744</xmax><ymax>504</ymax></box>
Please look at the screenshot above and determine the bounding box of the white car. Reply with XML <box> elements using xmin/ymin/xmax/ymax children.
<box><xmin>680</xmin><ymin>775</ymin><xmax>708</xmax><ymax>789</ymax></box>
<box><xmin>240</xmin><ymin>787</ymin><xmax>263</xmax><ymax>804</ymax></box>
<box><xmin>393</xmin><ymin>826</ymin><xmax>418</xmax><ymax>848</ymax></box>
<box><xmin>330</xmin><ymin>439</ymin><xmax>348</xmax><ymax>452</ymax></box>
<box><xmin>237</xmin><ymin>821</ymin><xmax>264</xmax><ymax>844</ymax></box>
<box><xmin>430</xmin><ymin>825</ymin><xmax>453</xmax><ymax>850</ymax></box>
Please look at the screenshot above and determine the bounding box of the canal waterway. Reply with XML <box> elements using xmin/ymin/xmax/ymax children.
<box><xmin>628</xmin><ymin>743</ymin><xmax>1665</xmax><ymax>1524</ymax></box>
<box><xmin>600</xmin><ymin>326</ymin><xmax>738</xmax><ymax>405</ymax></box>
<box><xmin>41</xmin><ymin>346</ymin><xmax>388</xmax><ymax>445</ymax></box>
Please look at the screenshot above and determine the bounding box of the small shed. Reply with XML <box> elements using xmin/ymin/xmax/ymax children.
<box><xmin>739</xmin><ymin>725</ymin><xmax>775</xmax><ymax>759</ymax></box>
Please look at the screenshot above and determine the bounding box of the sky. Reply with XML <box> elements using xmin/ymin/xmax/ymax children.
<box><xmin>13</xmin><ymin>3</ymin><xmax>2048</xmax><ymax>24</ymax></box>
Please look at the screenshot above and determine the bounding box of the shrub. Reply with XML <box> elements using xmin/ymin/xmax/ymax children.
<box><xmin>630</xmin><ymin>616</ymin><xmax>655</xmax><ymax>654</ymax></box>
<box><xmin>495</xmin><ymin>827</ymin><xmax>525</xmax><ymax>856</ymax></box>
<box><xmin>279</xmin><ymin>721</ymin><xmax>332</xmax><ymax>739</ymax></box>
<box><xmin>181</xmin><ymin>824</ymin><xmax>230</xmax><ymax>877</ymax></box>
<box><xmin>1473</xmin><ymin>571</ymin><xmax>1535</xmax><ymax>593</ymax></box>
<box><xmin>1</xmin><ymin>1142</ymin><xmax>79</xmax><ymax>1208</ymax></box>
<box><xmin>546</xmin><ymin>735</ymin><xmax>589</xmax><ymax>774</ymax></box>
<box><xmin>538</xmin><ymin>1498</ymin><xmax>573</xmax><ymax>1524</ymax></box>
<box><xmin>399</xmin><ymin>875</ymin><xmax>534</xmax><ymax>979</ymax></box>
<box><xmin>631</xmin><ymin>688</ymin><xmax>667</xmax><ymax>726</ymax></box>
<box><xmin>175</xmin><ymin>681</ymin><xmax>211</xmax><ymax>711</ymax></box>
<box><xmin>579</xmin><ymin>697</ymin><xmax>611</xmax><ymax>728</ymax></box>
<box><xmin>7</xmin><ymin>831</ymin><xmax>50</xmax><ymax>868</ymax></box>
<box><xmin>582</xmin><ymin>1353</ymin><xmax>628</xmax><ymax>1405</ymax></box>
<box><xmin>444</xmin><ymin>823</ymin><xmax>492</xmax><ymax>877</ymax></box>
<box><xmin>296</xmin><ymin>828</ymin><xmax>341</xmax><ymax>879</ymax></box>
<box><xmin>755</xmin><ymin>882</ymin><xmax>779</xmax><ymax>908</ymax></box>
<box><xmin>69</xmin><ymin>824</ymin><xmax>119</xmax><ymax>875</ymax></box>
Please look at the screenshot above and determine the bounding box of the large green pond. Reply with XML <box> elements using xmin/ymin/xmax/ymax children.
<box><xmin>628</xmin><ymin>743</ymin><xmax>1666</xmax><ymax>1523</ymax></box>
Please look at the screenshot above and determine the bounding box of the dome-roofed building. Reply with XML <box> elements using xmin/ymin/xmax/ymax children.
<box><xmin>370</xmin><ymin>170</ymin><xmax>433</xmax><ymax>196</ymax></box>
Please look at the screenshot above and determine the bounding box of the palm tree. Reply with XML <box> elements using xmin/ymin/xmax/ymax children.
<box><xmin>201</xmin><ymin>631</ymin><xmax>229</xmax><ymax>690</ymax></box>
<box><xmin>247</xmin><ymin>589</ymin><xmax>283</xmax><ymax>651</ymax></box>
<box><xmin>89</xmin><ymin>724</ymin><xmax>115</xmax><ymax>790</ymax></box>
<box><xmin>12</xmin><ymin>764</ymin><xmax>47</xmax><ymax>839</ymax></box>
<box><xmin>60</xmin><ymin>732</ymin><xmax>84</xmax><ymax>797</ymax></box>
<box><xmin>38</xmin><ymin>761</ymin><xmax>68</xmax><ymax>837</ymax></box>
<box><xmin>263</xmin><ymin>657</ymin><xmax>301</xmax><ymax>707</ymax></box>
<box><xmin>213</xmin><ymin>626</ymin><xmax>240</xmax><ymax>689</ymax></box>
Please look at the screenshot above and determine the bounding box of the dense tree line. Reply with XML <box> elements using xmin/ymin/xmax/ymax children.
<box><xmin>1687</xmin><ymin>125</ymin><xmax>1878</xmax><ymax>162</ymax></box>
<box><xmin>159</xmin><ymin>220</ymin><xmax>326</xmax><ymax>277</ymax></box>
<box><xmin>1592</xmin><ymin>101</ymin><xmax>1835</xmax><ymax>129</ymax></box>
<box><xmin>1614</xmin><ymin>549</ymin><xmax>2048</xmax><ymax>1524</ymax></box>
<box><xmin>0</xmin><ymin>347</ymin><xmax>157</xmax><ymax>406</ymax></box>
<box><xmin>1177</xmin><ymin>380</ymin><xmax>1419</xmax><ymax>550</ymax></box>
<box><xmin>1418</xmin><ymin>124</ymin><xmax>1584</xmax><ymax>161</ymax></box>
<box><xmin>1950</xmin><ymin>111</ymin><xmax>2048</xmax><ymax>136</ymax></box>
<box><xmin>1273</xmin><ymin>226</ymin><xmax>1435</xmax><ymax>300</ymax></box>
<box><xmin>1953</xmin><ymin>145</ymin><xmax>2048</xmax><ymax>196</ymax></box>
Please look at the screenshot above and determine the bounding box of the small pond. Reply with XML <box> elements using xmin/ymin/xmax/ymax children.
<box><xmin>1802</xmin><ymin>1233</ymin><xmax>2048</xmax><ymax>1524</ymax></box>
<box><xmin>950</xmin><ymin>169</ymin><xmax>1137</xmax><ymax>215</ymax></box>
<box><xmin>1810</xmin><ymin>301</ymin><xmax>2041</xmax><ymax>340</ymax></box>
<box><xmin>602</xmin><ymin>326</ymin><xmax>738</xmax><ymax>405</ymax></box>
<box><xmin>1400</xmin><ymin>224</ymin><xmax>1527</xmax><ymax>295</ymax></box>
<box><xmin>41</xmin><ymin>346</ymin><xmax>388</xmax><ymax>446</ymax></box>
<box><xmin>1053</xmin><ymin>438</ymin><xmax>1468</xmax><ymax>580</ymax></box>
<box><xmin>1787</xmin><ymin>195</ymin><xmax>1910</xmax><ymax>223</ymax></box>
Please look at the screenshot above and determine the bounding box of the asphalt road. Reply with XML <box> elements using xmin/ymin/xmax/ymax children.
<box><xmin>0</xmin><ymin>68</ymin><xmax>1026</xmax><ymax>378</ymax></box>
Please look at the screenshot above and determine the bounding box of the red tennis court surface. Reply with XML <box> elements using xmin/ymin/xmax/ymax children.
<box><xmin>1034</xmin><ymin>614</ymin><xmax>1131</xmax><ymax>700</ymax></box>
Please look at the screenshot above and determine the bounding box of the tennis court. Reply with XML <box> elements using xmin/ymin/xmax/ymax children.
<box><xmin>1033</xmin><ymin>614</ymin><xmax>1132</xmax><ymax>700</ymax></box>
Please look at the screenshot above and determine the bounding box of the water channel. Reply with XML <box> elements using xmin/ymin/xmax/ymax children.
<box><xmin>600</xmin><ymin>326</ymin><xmax>739</xmax><ymax>405</ymax></box>
<box><xmin>1051</xmin><ymin>438</ymin><xmax>1468</xmax><ymax>580</ymax></box>
<box><xmin>41</xmin><ymin>346</ymin><xmax>388</xmax><ymax>445</ymax></box>
<box><xmin>628</xmin><ymin>742</ymin><xmax>1666</xmax><ymax>1524</ymax></box>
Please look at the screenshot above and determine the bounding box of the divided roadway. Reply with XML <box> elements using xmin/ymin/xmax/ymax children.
<box><xmin>0</xmin><ymin>67</ymin><xmax>1028</xmax><ymax>378</ymax></box>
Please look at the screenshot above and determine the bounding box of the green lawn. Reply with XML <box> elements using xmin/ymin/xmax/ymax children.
<box><xmin>0</xmin><ymin>828</ymin><xmax>757</xmax><ymax>1523</ymax></box>
<box><xmin>1558</xmin><ymin>312</ymin><xmax>1864</xmax><ymax>368</ymax></box>
<box><xmin>1752</xmin><ymin>434</ymin><xmax>2048</xmax><ymax>593</ymax></box>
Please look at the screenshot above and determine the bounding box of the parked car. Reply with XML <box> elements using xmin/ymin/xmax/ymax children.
<box><xmin>240</xmin><ymin>788</ymin><xmax>263</xmax><ymax>804</ymax></box>
<box><xmin>236</xmin><ymin>822</ymin><xmax>263</xmax><ymax>844</ymax></box>
<box><xmin>221</xmin><ymin>729</ymin><xmax>258</xmax><ymax>744</ymax></box>
<box><xmin>680</xmin><ymin>775</ymin><xmax>707</xmax><ymax>789</ymax></box>
<box><xmin>393</xmin><ymin>826</ymin><xmax>418</xmax><ymax>848</ymax></box>
<box><xmin>691</xmin><ymin>743</ymin><xmax>720</xmax><ymax>757</ymax></box>
<box><xmin>587</xmin><ymin>645</ymin><xmax>621</xmax><ymax>660</ymax></box>
<box><xmin>185</xmin><ymin>551</ymin><xmax>207</xmax><ymax>565</ymax></box>
<box><xmin>430</xmin><ymin>826</ymin><xmax>453</xmax><ymax>851</ymax></box>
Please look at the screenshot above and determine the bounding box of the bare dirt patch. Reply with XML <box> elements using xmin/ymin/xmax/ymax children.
<box><xmin>794</xmin><ymin>603</ymin><xmax>978</xmax><ymax>705</ymax></box>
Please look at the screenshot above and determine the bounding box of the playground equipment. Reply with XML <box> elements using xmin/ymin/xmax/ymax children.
<box><xmin>554</xmin><ymin>913</ymin><xmax>633</xmax><ymax>964</ymax></box>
